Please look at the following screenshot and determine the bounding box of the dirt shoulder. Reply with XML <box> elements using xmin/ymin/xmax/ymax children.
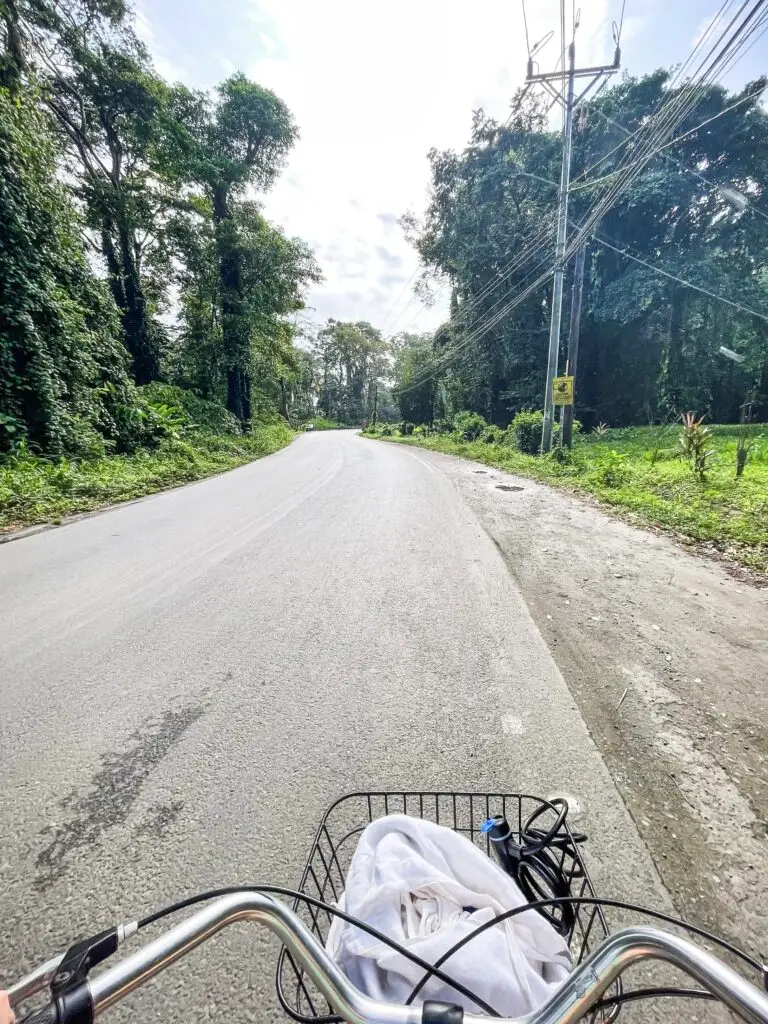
<box><xmin>415</xmin><ymin>445</ymin><xmax>768</xmax><ymax>960</ymax></box>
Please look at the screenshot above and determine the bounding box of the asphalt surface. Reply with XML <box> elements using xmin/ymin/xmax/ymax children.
<box><xmin>1</xmin><ymin>430</ymin><xmax>678</xmax><ymax>1022</ymax></box>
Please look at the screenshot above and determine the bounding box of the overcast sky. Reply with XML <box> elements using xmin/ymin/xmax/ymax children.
<box><xmin>135</xmin><ymin>0</ymin><xmax>765</xmax><ymax>336</ymax></box>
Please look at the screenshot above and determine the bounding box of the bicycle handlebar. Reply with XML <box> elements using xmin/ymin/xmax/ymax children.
<box><xmin>11</xmin><ymin>891</ymin><xmax>768</xmax><ymax>1024</ymax></box>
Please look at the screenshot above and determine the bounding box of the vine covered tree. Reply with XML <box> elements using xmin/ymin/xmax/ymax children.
<box><xmin>407</xmin><ymin>73</ymin><xmax>768</xmax><ymax>427</ymax></box>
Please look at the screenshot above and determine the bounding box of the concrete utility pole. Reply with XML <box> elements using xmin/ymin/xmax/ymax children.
<box><xmin>562</xmin><ymin>241</ymin><xmax>587</xmax><ymax>448</ymax></box>
<box><xmin>525</xmin><ymin>3</ymin><xmax>620</xmax><ymax>451</ymax></box>
<box><xmin>541</xmin><ymin>41</ymin><xmax>575</xmax><ymax>453</ymax></box>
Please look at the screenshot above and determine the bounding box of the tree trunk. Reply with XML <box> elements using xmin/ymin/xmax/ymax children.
<box><xmin>662</xmin><ymin>285</ymin><xmax>686</xmax><ymax>412</ymax></box>
<box><xmin>280</xmin><ymin>376</ymin><xmax>288</xmax><ymax>419</ymax></box>
<box><xmin>101</xmin><ymin>218</ymin><xmax>159</xmax><ymax>385</ymax></box>
<box><xmin>118</xmin><ymin>221</ymin><xmax>159</xmax><ymax>385</ymax></box>
<box><xmin>214</xmin><ymin>185</ymin><xmax>250</xmax><ymax>423</ymax></box>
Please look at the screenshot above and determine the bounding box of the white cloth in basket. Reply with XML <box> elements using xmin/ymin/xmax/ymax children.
<box><xmin>326</xmin><ymin>814</ymin><xmax>570</xmax><ymax>1016</ymax></box>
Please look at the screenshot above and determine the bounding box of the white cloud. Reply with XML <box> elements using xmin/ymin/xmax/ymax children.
<box><xmin>244</xmin><ymin>0</ymin><xmax>618</xmax><ymax>334</ymax></box>
<box><xmin>140</xmin><ymin>0</ymin><xmax>621</xmax><ymax>335</ymax></box>
<box><xmin>133</xmin><ymin>4</ymin><xmax>187</xmax><ymax>83</ymax></box>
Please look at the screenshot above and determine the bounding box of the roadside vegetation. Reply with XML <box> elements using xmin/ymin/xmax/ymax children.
<box><xmin>367</xmin><ymin>70</ymin><xmax>768</xmax><ymax>577</ymax></box>
<box><xmin>1</xmin><ymin>387</ymin><xmax>292</xmax><ymax>531</ymax></box>
<box><xmin>363</xmin><ymin>415</ymin><xmax>768</xmax><ymax>573</ymax></box>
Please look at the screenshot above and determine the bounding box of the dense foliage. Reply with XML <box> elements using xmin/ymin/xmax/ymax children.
<box><xmin>0</xmin><ymin>81</ymin><xmax>138</xmax><ymax>457</ymax></box>
<box><xmin>0</xmin><ymin>0</ymin><xmax>320</xmax><ymax>458</ymax></box>
<box><xmin>399</xmin><ymin>73</ymin><xmax>768</xmax><ymax>429</ymax></box>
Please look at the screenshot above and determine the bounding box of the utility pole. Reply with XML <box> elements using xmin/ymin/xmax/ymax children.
<box><xmin>562</xmin><ymin>241</ymin><xmax>587</xmax><ymax>448</ymax></box>
<box><xmin>524</xmin><ymin>3</ymin><xmax>620</xmax><ymax>451</ymax></box>
<box><xmin>540</xmin><ymin>40</ymin><xmax>575</xmax><ymax>453</ymax></box>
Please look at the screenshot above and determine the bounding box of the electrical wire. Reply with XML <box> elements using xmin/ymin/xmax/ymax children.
<box><xmin>391</xmin><ymin>208</ymin><xmax>558</xmax><ymax>342</ymax></box>
<box><xmin>385</xmin><ymin>0</ymin><xmax>750</xmax><ymax>361</ymax></box>
<box><xmin>461</xmin><ymin>0</ymin><xmax>758</xmax><ymax>355</ymax></box>
<box><xmin>393</xmin><ymin>0</ymin><xmax>768</xmax><ymax>398</ymax></box>
<box><xmin>594</xmin><ymin>233</ymin><xmax>768</xmax><ymax>322</ymax></box>
<box><xmin>521</xmin><ymin>0</ymin><xmax>531</xmax><ymax>57</ymax></box>
<box><xmin>558</xmin><ymin>0</ymin><xmax>768</xmax><ymax>272</ymax></box>
<box><xmin>576</xmin><ymin>2</ymin><xmax>753</xmax><ymax>199</ymax></box>
<box><xmin>569</xmin><ymin>82</ymin><xmax>767</xmax><ymax>196</ymax></box>
<box><xmin>379</xmin><ymin>267</ymin><xmax>419</xmax><ymax>336</ymax></box>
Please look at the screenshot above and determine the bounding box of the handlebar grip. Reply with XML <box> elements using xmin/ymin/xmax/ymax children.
<box><xmin>18</xmin><ymin>1001</ymin><xmax>59</xmax><ymax>1024</ymax></box>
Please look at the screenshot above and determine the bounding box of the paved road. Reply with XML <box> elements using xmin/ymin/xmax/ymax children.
<box><xmin>1</xmin><ymin>430</ymin><xmax>671</xmax><ymax>1022</ymax></box>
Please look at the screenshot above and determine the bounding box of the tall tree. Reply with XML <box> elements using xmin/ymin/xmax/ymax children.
<box><xmin>173</xmin><ymin>200</ymin><xmax>319</xmax><ymax>415</ymax></box>
<box><xmin>407</xmin><ymin>73</ymin><xmax>768</xmax><ymax>426</ymax></box>
<box><xmin>2</xmin><ymin>0</ymin><xmax>172</xmax><ymax>383</ymax></box>
<box><xmin>314</xmin><ymin>320</ymin><xmax>387</xmax><ymax>424</ymax></box>
<box><xmin>0</xmin><ymin>74</ymin><xmax>137</xmax><ymax>454</ymax></box>
<box><xmin>172</xmin><ymin>74</ymin><xmax>298</xmax><ymax>421</ymax></box>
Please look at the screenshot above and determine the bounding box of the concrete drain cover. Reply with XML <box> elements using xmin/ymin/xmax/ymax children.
<box><xmin>496</xmin><ymin>484</ymin><xmax>524</xmax><ymax>492</ymax></box>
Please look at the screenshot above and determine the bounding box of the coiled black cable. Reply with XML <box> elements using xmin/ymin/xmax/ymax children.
<box><xmin>481</xmin><ymin>798</ymin><xmax>586</xmax><ymax>937</ymax></box>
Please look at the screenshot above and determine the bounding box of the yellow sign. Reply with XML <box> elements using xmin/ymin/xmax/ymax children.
<box><xmin>553</xmin><ymin>375</ymin><xmax>574</xmax><ymax>406</ymax></box>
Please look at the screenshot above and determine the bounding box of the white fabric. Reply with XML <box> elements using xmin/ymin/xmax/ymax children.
<box><xmin>326</xmin><ymin>815</ymin><xmax>571</xmax><ymax>1017</ymax></box>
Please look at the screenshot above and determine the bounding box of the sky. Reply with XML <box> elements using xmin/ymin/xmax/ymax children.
<box><xmin>134</xmin><ymin>0</ymin><xmax>766</xmax><ymax>338</ymax></box>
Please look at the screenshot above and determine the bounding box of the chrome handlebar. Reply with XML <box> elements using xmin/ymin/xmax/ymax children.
<box><xmin>10</xmin><ymin>892</ymin><xmax>768</xmax><ymax>1024</ymax></box>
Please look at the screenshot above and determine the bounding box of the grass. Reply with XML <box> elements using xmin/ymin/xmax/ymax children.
<box><xmin>366</xmin><ymin>422</ymin><xmax>768</xmax><ymax>574</ymax></box>
<box><xmin>0</xmin><ymin>424</ymin><xmax>293</xmax><ymax>532</ymax></box>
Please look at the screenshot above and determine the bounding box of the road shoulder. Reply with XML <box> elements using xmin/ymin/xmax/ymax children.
<box><xmin>411</xmin><ymin>445</ymin><xmax>768</xmax><ymax>961</ymax></box>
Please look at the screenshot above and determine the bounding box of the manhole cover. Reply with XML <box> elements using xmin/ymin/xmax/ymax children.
<box><xmin>496</xmin><ymin>484</ymin><xmax>524</xmax><ymax>492</ymax></box>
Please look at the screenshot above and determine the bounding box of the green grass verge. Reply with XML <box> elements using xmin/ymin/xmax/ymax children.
<box><xmin>0</xmin><ymin>424</ymin><xmax>293</xmax><ymax>532</ymax></box>
<box><xmin>367</xmin><ymin>424</ymin><xmax>768</xmax><ymax>574</ymax></box>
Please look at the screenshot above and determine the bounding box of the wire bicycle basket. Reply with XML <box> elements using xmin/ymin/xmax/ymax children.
<box><xmin>275</xmin><ymin>791</ymin><xmax>617</xmax><ymax>1023</ymax></box>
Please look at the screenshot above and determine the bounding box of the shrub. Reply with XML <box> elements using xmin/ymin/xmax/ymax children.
<box><xmin>453</xmin><ymin>410</ymin><xmax>488</xmax><ymax>441</ymax></box>
<box><xmin>399</xmin><ymin>421</ymin><xmax>415</xmax><ymax>436</ymax></box>
<box><xmin>589</xmin><ymin>449</ymin><xmax>629</xmax><ymax>488</ymax></box>
<box><xmin>511</xmin><ymin>410</ymin><xmax>543</xmax><ymax>454</ymax></box>
<box><xmin>481</xmin><ymin>425</ymin><xmax>503</xmax><ymax>444</ymax></box>
<box><xmin>679</xmin><ymin>412</ymin><xmax>715</xmax><ymax>481</ymax></box>
<box><xmin>380</xmin><ymin>425</ymin><xmax>394</xmax><ymax>436</ymax></box>
<box><xmin>140</xmin><ymin>384</ymin><xmax>241</xmax><ymax>436</ymax></box>
<box><xmin>593</xmin><ymin>422</ymin><xmax>609</xmax><ymax>438</ymax></box>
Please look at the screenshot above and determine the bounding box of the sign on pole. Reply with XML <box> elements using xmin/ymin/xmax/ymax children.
<box><xmin>552</xmin><ymin>375</ymin><xmax>574</xmax><ymax>406</ymax></box>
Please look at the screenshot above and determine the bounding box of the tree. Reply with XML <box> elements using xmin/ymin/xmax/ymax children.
<box><xmin>406</xmin><ymin>72</ymin><xmax>768</xmax><ymax>427</ymax></box>
<box><xmin>313</xmin><ymin>321</ymin><xmax>387</xmax><ymax>424</ymax></box>
<box><xmin>0</xmin><ymin>77</ymin><xmax>138</xmax><ymax>455</ymax></box>
<box><xmin>2</xmin><ymin>0</ymin><xmax>173</xmax><ymax>383</ymax></box>
<box><xmin>172</xmin><ymin>74</ymin><xmax>299</xmax><ymax>422</ymax></box>
<box><xmin>173</xmin><ymin>199</ymin><xmax>320</xmax><ymax>416</ymax></box>
<box><xmin>391</xmin><ymin>333</ymin><xmax>436</xmax><ymax>425</ymax></box>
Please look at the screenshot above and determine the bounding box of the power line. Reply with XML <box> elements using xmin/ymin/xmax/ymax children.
<box><xmin>595</xmin><ymin>233</ymin><xmax>768</xmax><ymax>322</ymax></box>
<box><xmin>379</xmin><ymin>266</ymin><xmax>419</xmax><ymax>336</ymax></box>
<box><xmin>582</xmin><ymin>88</ymin><xmax>768</xmax><ymax>224</ymax></box>
<box><xmin>559</xmin><ymin>0</ymin><xmax>768</xmax><ymax>269</ymax></box>
<box><xmin>521</xmin><ymin>0</ymin><xmax>531</xmax><ymax>57</ymax></box>
<box><xmin>395</xmin><ymin>0</ymin><xmax>768</xmax><ymax>402</ymax></box>
<box><xmin>570</xmin><ymin>82</ymin><xmax>766</xmax><ymax>196</ymax></box>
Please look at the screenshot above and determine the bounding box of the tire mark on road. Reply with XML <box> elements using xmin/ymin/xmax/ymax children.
<box><xmin>34</xmin><ymin>701</ymin><xmax>206</xmax><ymax>890</ymax></box>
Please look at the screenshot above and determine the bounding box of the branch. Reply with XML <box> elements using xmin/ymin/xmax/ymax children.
<box><xmin>46</xmin><ymin>97</ymin><xmax>113</xmax><ymax>181</ymax></box>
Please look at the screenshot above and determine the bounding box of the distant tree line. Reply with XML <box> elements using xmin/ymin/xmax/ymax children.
<box><xmin>394</xmin><ymin>71</ymin><xmax>768</xmax><ymax>428</ymax></box>
<box><xmin>0</xmin><ymin>0</ymin><xmax>320</xmax><ymax>457</ymax></box>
